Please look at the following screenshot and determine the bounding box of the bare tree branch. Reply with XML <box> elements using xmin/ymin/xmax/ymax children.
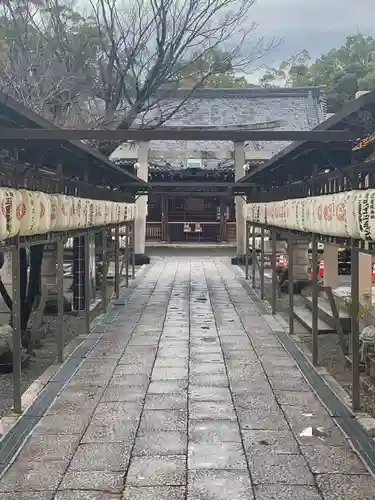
<box><xmin>0</xmin><ymin>0</ymin><xmax>279</xmax><ymax>137</ymax></box>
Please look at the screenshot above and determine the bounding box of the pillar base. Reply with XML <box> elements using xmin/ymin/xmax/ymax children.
<box><xmin>231</xmin><ymin>255</ymin><xmax>248</xmax><ymax>265</ymax></box>
<box><xmin>134</xmin><ymin>253</ymin><xmax>150</xmax><ymax>265</ymax></box>
<box><xmin>0</xmin><ymin>351</ymin><xmax>30</xmax><ymax>374</ymax></box>
<box><xmin>43</xmin><ymin>293</ymin><xmax>72</xmax><ymax>315</ymax></box>
<box><xmin>278</xmin><ymin>268</ymin><xmax>310</xmax><ymax>294</ymax></box>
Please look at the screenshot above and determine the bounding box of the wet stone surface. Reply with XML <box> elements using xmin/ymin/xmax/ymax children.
<box><xmin>0</xmin><ymin>258</ymin><xmax>374</xmax><ymax>499</ymax></box>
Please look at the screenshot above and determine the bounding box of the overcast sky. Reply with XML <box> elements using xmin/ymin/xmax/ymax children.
<box><xmin>247</xmin><ymin>0</ymin><xmax>375</xmax><ymax>81</ymax></box>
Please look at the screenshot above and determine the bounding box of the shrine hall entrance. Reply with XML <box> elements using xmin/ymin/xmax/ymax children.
<box><xmin>146</xmin><ymin>193</ymin><xmax>236</xmax><ymax>244</ymax></box>
<box><xmin>169</xmin><ymin>196</ymin><xmax>220</xmax><ymax>243</ymax></box>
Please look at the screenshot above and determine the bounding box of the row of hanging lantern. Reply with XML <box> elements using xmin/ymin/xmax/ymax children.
<box><xmin>0</xmin><ymin>189</ymin><xmax>136</xmax><ymax>241</ymax></box>
<box><xmin>245</xmin><ymin>189</ymin><xmax>375</xmax><ymax>241</ymax></box>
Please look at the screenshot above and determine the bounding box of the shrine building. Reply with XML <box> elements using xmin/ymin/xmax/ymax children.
<box><xmin>110</xmin><ymin>87</ymin><xmax>327</xmax><ymax>259</ymax></box>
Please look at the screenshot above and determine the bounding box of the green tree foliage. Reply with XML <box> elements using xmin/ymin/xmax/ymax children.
<box><xmin>177</xmin><ymin>49</ymin><xmax>255</xmax><ymax>88</ymax></box>
<box><xmin>203</xmin><ymin>73</ymin><xmax>255</xmax><ymax>88</ymax></box>
<box><xmin>260</xmin><ymin>34</ymin><xmax>375</xmax><ymax>112</ymax></box>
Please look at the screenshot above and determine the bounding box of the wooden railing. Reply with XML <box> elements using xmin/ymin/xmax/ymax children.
<box><xmin>146</xmin><ymin>221</ymin><xmax>236</xmax><ymax>242</ymax></box>
<box><xmin>227</xmin><ymin>222</ymin><xmax>236</xmax><ymax>243</ymax></box>
<box><xmin>146</xmin><ymin>222</ymin><xmax>162</xmax><ymax>241</ymax></box>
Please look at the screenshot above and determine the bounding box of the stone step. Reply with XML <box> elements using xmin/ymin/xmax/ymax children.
<box><xmin>303</xmin><ymin>295</ymin><xmax>351</xmax><ymax>333</ymax></box>
<box><xmin>293</xmin><ymin>305</ymin><xmax>335</xmax><ymax>334</ymax></box>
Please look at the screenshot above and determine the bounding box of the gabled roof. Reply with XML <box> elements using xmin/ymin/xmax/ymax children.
<box><xmin>138</xmin><ymin>87</ymin><xmax>327</xmax><ymax>158</ymax></box>
<box><xmin>235</xmin><ymin>89</ymin><xmax>375</xmax><ymax>189</ymax></box>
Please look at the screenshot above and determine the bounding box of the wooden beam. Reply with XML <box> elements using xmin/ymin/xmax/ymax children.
<box><xmin>150</xmin><ymin>191</ymin><xmax>228</xmax><ymax>197</ymax></box>
<box><xmin>0</xmin><ymin>128</ymin><xmax>357</xmax><ymax>142</ymax></box>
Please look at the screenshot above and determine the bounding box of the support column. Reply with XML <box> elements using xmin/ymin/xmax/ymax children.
<box><xmin>232</xmin><ymin>142</ymin><xmax>246</xmax><ymax>264</ymax></box>
<box><xmin>288</xmin><ymin>236</ymin><xmax>295</xmax><ymax>335</ymax></box>
<box><xmin>219</xmin><ymin>197</ymin><xmax>225</xmax><ymax>242</ymax></box>
<box><xmin>114</xmin><ymin>226</ymin><xmax>120</xmax><ymax>299</ymax></box>
<box><xmin>291</xmin><ymin>238</ymin><xmax>310</xmax><ymax>293</ymax></box>
<box><xmin>351</xmin><ymin>244</ymin><xmax>360</xmax><ymax>411</ymax></box>
<box><xmin>311</xmin><ymin>233</ymin><xmax>319</xmax><ymax>366</ymax></box>
<box><xmin>12</xmin><ymin>243</ymin><xmax>21</xmax><ymax>413</ymax></box>
<box><xmin>0</xmin><ymin>250</ymin><xmax>13</xmax><ymax>302</ymax></box>
<box><xmin>260</xmin><ymin>228</ymin><xmax>265</xmax><ymax>300</ymax></box>
<box><xmin>271</xmin><ymin>229</ymin><xmax>277</xmax><ymax>315</ymax></box>
<box><xmin>72</xmin><ymin>235</ymin><xmax>97</xmax><ymax>311</ymax></box>
<box><xmin>165</xmin><ymin>197</ymin><xmax>169</xmax><ymax>243</ymax></box>
<box><xmin>161</xmin><ymin>196</ymin><xmax>168</xmax><ymax>243</ymax></box>
<box><xmin>0</xmin><ymin>250</ymin><xmax>13</xmax><ymax>371</ymax></box>
<box><xmin>324</xmin><ymin>245</ymin><xmax>339</xmax><ymax>289</ymax></box>
<box><xmin>359</xmin><ymin>252</ymin><xmax>372</xmax><ymax>303</ymax></box>
<box><xmin>42</xmin><ymin>244</ymin><xmax>72</xmax><ymax>314</ymax></box>
<box><xmin>134</xmin><ymin>142</ymin><xmax>150</xmax><ymax>265</ymax></box>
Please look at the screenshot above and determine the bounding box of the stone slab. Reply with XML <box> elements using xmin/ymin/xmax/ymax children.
<box><xmin>59</xmin><ymin>470</ymin><xmax>125</xmax><ymax>493</ymax></box>
<box><xmin>188</xmin><ymin>442</ymin><xmax>247</xmax><ymax>469</ymax></box>
<box><xmin>144</xmin><ymin>394</ymin><xmax>187</xmax><ymax>410</ymax></box>
<box><xmin>0</xmin><ymin>461</ymin><xmax>68</xmax><ymax>492</ymax></box>
<box><xmin>139</xmin><ymin>410</ymin><xmax>187</xmax><ymax>432</ymax></box>
<box><xmin>55</xmin><ymin>492</ymin><xmax>121</xmax><ymax>500</ymax></box>
<box><xmin>133</xmin><ymin>431</ymin><xmax>187</xmax><ymax>456</ymax></box>
<box><xmin>189</xmin><ymin>420</ymin><xmax>241</xmax><ymax>443</ymax></box>
<box><xmin>248</xmin><ymin>454</ymin><xmax>315</xmax><ymax>485</ymax></box>
<box><xmin>316</xmin><ymin>474</ymin><xmax>375</xmax><ymax>499</ymax></box>
<box><xmin>123</xmin><ymin>486</ymin><xmax>186</xmax><ymax>500</ymax></box>
<box><xmin>254</xmin><ymin>484</ymin><xmax>322</xmax><ymax>500</ymax></box>
<box><xmin>70</xmin><ymin>442</ymin><xmax>131</xmax><ymax>471</ymax></box>
<box><xmin>187</xmin><ymin>470</ymin><xmax>253</xmax><ymax>500</ymax></box>
<box><xmin>126</xmin><ymin>455</ymin><xmax>186</xmax><ymax>486</ymax></box>
<box><xmin>242</xmin><ymin>429</ymin><xmax>299</xmax><ymax>456</ymax></box>
<box><xmin>301</xmin><ymin>444</ymin><xmax>369</xmax><ymax>474</ymax></box>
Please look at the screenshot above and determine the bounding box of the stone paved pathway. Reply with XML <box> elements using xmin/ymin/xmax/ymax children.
<box><xmin>0</xmin><ymin>258</ymin><xmax>375</xmax><ymax>499</ymax></box>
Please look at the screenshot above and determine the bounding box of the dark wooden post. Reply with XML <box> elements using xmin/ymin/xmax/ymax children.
<box><xmin>220</xmin><ymin>197</ymin><xmax>226</xmax><ymax>242</ymax></box>
<box><xmin>165</xmin><ymin>196</ymin><xmax>169</xmax><ymax>242</ymax></box>
<box><xmin>161</xmin><ymin>195</ymin><xmax>165</xmax><ymax>242</ymax></box>
<box><xmin>161</xmin><ymin>195</ymin><xmax>169</xmax><ymax>242</ymax></box>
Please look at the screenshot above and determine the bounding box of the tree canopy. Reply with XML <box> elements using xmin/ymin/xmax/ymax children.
<box><xmin>260</xmin><ymin>34</ymin><xmax>375</xmax><ymax>113</ymax></box>
<box><xmin>0</xmin><ymin>0</ymin><xmax>273</xmax><ymax>129</ymax></box>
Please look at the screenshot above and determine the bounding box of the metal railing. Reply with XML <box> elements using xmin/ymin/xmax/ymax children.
<box><xmin>2</xmin><ymin>221</ymin><xmax>136</xmax><ymax>414</ymax></box>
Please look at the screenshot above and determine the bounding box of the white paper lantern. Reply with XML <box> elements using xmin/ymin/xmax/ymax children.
<box><xmin>76</xmin><ymin>197</ymin><xmax>84</xmax><ymax>228</ymax></box>
<box><xmin>36</xmin><ymin>191</ymin><xmax>52</xmax><ymax>234</ymax></box>
<box><xmin>357</xmin><ymin>190</ymin><xmax>371</xmax><ymax>240</ymax></box>
<box><xmin>18</xmin><ymin>190</ymin><xmax>40</xmax><ymax>236</ymax></box>
<box><xmin>122</xmin><ymin>203</ymin><xmax>128</xmax><ymax>222</ymax></box>
<box><xmin>259</xmin><ymin>203</ymin><xmax>266</xmax><ymax>224</ymax></box>
<box><xmin>321</xmin><ymin>195</ymin><xmax>334</xmax><ymax>235</ymax></box>
<box><xmin>0</xmin><ymin>188</ymin><xmax>9</xmax><ymax>241</ymax></box>
<box><xmin>368</xmin><ymin>190</ymin><xmax>375</xmax><ymax>241</ymax></box>
<box><xmin>303</xmin><ymin>198</ymin><xmax>314</xmax><ymax>233</ymax></box>
<box><xmin>104</xmin><ymin>201</ymin><xmax>111</xmax><ymax>225</ymax></box>
<box><xmin>88</xmin><ymin>199</ymin><xmax>95</xmax><ymax>226</ymax></box>
<box><xmin>330</xmin><ymin>192</ymin><xmax>347</xmax><ymax>237</ymax></box>
<box><xmin>93</xmin><ymin>199</ymin><xmax>105</xmax><ymax>226</ymax></box>
<box><xmin>70</xmin><ymin>197</ymin><xmax>80</xmax><ymax>230</ymax></box>
<box><xmin>112</xmin><ymin>202</ymin><xmax>121</xmax><ymax>224</ymax></box>
<box><xmin>297</xmin><ymin>198</ymin><xmax>306</xmax><ymax>231</ymax></box>
<box><xmin>49</xmin><ymin>195</ymin><xmax>58</xmax><ymax>232</ymax></box>
<box><xmin>54</xmin><ymin>194</ymin><xmax>70</xmax><ymax>232</ymax></box>
<box><xmin>344</xmin><ymin>191</ymin><xmax>360</xmax><ymax>239</ymax></box>
<box><xmin>312</xmin><ymin>196</ymin><xmax>323</xmax><ymax>234</ymax></box>
<box><xmin>287</xmin><ymin>199</ymin><xmax>296</xmax><ymax>230</ymax></box>
<box><xmin>2</xmin><ymin>188</ymin><xmax>22</xmax><ymax>238</ymax></box>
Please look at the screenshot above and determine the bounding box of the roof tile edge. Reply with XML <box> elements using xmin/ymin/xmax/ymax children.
<box><xmin>154</xmin><ymin>87</ymin><xmax>324</xmax><ymax>100</ymax></box>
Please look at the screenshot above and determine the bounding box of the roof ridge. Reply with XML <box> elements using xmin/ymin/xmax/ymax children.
<box><xmin>154</xmin><ymin>87</ymin><xmax>323</xmax><ymax>100</ymax></box>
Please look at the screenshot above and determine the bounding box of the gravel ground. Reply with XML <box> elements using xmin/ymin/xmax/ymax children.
<box><xmin>0</xmin><ymin>264</ymin><xmax>140</xmax><ymax>420</ymax></box>
<box><xmin>244</xmin><ymin>265</ymin><xmax>375</xmax><ymax>419</ymax></box>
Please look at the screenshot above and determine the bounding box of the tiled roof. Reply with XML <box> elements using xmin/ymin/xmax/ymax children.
<box><xmin>139</xmin><ymin>87</ymin><xmax>326</xmax><ymax>158</ymax></box>
<box><xmin>111</xmin><ymin>87</ymin><xmax>326</xmax><ymax>169</ymax></box>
